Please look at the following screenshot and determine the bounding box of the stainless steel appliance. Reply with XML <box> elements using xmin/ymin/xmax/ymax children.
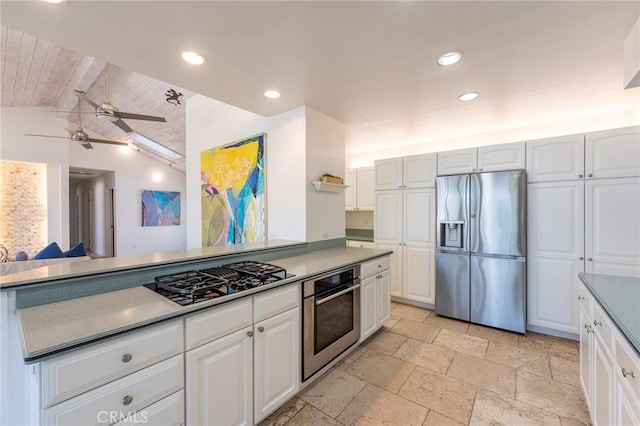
<box><xmin>303</xmin><ymin>266</ymin><xmax>360</xmax><ymax>381</ymax></box>
<box><xmin>149</xmin><ymin>261</ymin><xmax>292</xmax><ymax>305</ymax></box>
<box><xmin>435</xmin><ymin>170</ymin><xmax>526</xmax><ymax>333</ymax></box>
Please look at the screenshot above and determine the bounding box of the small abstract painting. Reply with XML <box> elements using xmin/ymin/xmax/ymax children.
<box><xmin>141</xmin><ymin>190</ymin><xmax>181</xmax><ymax>226</ymax></box>
<box><xmin>201</xmin><ymin>133</ymin><xmax>266</xmax><ymax>246</ymax></box>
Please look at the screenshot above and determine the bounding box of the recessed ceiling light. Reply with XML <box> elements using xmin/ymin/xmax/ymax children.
<box><xmin>458</xmin><ymin>92</ymin><xmax>479</xmax><ymax>102</ymax></box>
<box><xmin>44</xmin><ymin>0</ymin><xmax>64</xmax><ymax>3</ymax></box>
<box><xmin>438</xmin><ymin>51</ymin><xmax>463</xmax><ymax>66</ymax></box>
<box><xmin>264</xmin><ymin>90</ymin><xmax>281</xmax><ymax>99</ymax></box>
<box><xmin>181</xmin><ymin>51</ymin><xmax>206</xmax><ymax>65</ymax></box>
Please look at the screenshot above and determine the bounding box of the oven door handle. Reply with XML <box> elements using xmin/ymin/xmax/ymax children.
<box><xmin>315</xmin><ymin>284</ymin><xmax>360</xmax><ymax>306</ymax></box>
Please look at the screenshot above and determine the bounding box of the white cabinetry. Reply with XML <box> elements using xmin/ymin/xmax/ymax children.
<box><xmin>186</xmin><ymin>285</ymin><xmax>300</xmax><ymax>426</ymax></box>
<box><xmin>586</xmin><ymin>126</ymin><xmax>640</xmax><ymax>179</ymax></box>
<box><xmin>374</xmin><ymin>154</ymin><xmax>437</xmax><ymax>190</ymax></box>
<box><xmin>375</xmin><ymin>187</ymin><xmax>435</xmax><ymax>305</ymax></box>
<box><xmin>526</xmin><ymin>134</ymin><xmax>585</xmax><ymax>182</ymax></box>
<box><xmin>345</xmin><ymin>167</ymin><xmax>375</xmax><ymax>210</ymax></box>
<box><xmin>438</xmin><ymin>142</ymin><xmax>525</xmax><ymax>175</ymax></box>
<box><xmin>37</xmin><ymin>321</ymin><xmax>185</xmax><ymax>426</ymax></box>
<box><xmin>360</xmin><ymin>256</ymin><xmax>391</xmax><ymax>341</ymax></box>
<box><xmin>347</xmin><ymin>240</ymin><xmax>375</xmax><ymax>249</ymax></box>
<box><xmin>578</xmin><ymin>281</ymin><xmax>640</xmax><ymax>426</ymax></box>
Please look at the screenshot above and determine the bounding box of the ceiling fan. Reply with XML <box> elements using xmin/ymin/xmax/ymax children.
<box><xmin>25</xmin><ymin>101</ymin><xmax>128</xmax><ymax>150</ymax></box>
<box><xmin>74</xmin><ymin>63</ymin><xmax>167</xmax><ymax>134</ymax></box>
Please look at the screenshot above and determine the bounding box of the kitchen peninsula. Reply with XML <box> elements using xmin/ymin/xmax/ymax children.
<box><xmin>1</xmin><ymin>239</ymin><xmax>392</xmax><ymax>425</ymax></box>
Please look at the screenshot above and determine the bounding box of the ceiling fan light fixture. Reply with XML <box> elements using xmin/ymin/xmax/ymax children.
<box><xmin>264</xmin><ymin>90</ymin><xmax>281</xmax><ymax>99</ymax></box>
<box><xmin>131</xmin><ymin>132</ymin><xmax>184</xmax><ymax>161</ymax></box>
<box><xmin>181</xmin><ymin>51</ymin><xmax>206</xmax><ymax>65</ymax></box>
<box><xmin>438</xmin><ymin>51</ymin><xmax>463</xmax><ymax>66</ymax></box>
<box><xmin>458</xmin><ymin>92</ymin><xmax>479</xmax><ymax>102</ymax></box>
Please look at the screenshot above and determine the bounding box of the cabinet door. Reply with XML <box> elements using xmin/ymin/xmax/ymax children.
<box><xmin>579</xmin><ymin>307</ymin><xmax>593</xmax><ymax>411</ymax></box>
<box><xmin>377</xmin><ymin>270</ymin><xmax>391</xmax><ymax>325</ymax></box>
<box><xmin>592</xmin><ymin>334</ymin><xmax>614</xmax><ymax>426</ymax></box>
<box><xmin>526</xmin><ymin>134</ymin><xmax>585</xmax><ymax>182</ymax></box>
<box><xmin>375</xmin><ymin>242</ymin><xmax>402</xmax><ymax>297</ymax></box>
<box><xmin>345</xmin><ymin>169</ymin><xmax>357</xmax><ymax>211</ymax></box>
<box><xmin>404</xmin><ymin>153</ymin><xmax>437</xmax><ymax>188</ymax></box>
<box><xmin>254</xmin><ymin>308</ymin><xmax>300</xmax><ymax>424</ymax></box>
<box><xmin>585</xmin><ymin>178</ymin><xmax>640</xmax><ymax>277</ymax></box>
<box><xmin>437</xmin><ymin>148</ymin><xmax>478</xmax><ymax>175</ymax></box>
<box><xmin>374</xmin><ymin>158</ymin><xmax>403</xmax><ymax>190</ymax></box>
<box><xmin>528</xmin><ymin>181</ymin><xmax>584</xmax><ymax>260</ymax></box>
<box><xmin>403</xmin><ymin>188</ymin><xmax>435</xmax><ymax>248</ymax></box>
<box><xmin>360</xmin><ymin>275</ymin><xmax>378</xmax><ymax>341</ymax></box>
<box><xmin>477</xmin><ymin>142</ymin><xmax>525</xmax><ymax>172</ymax></box>
<box><xmin>527</xmin><ymin>257</ymin><xmax>583</xmax><ymax>334</ymax></box>
<box><xmin>186</xmin><ymin>328</ymin><xmax>252</xmax><ymax>426</ymax></box>
<box><xmin>375</xmin><ymin>191</ymin><xmax>402</xmax><ymax>245</ymax></box>
<box><xmin>586</xmin><ymin>126</ymin><xmax>640</xmax><ymax>179</ymax></box>
<box><xmin>403</xmin><ymin>246</ymin><xmax>435</xmax><ymax>304</ymax></box>
<box><xmin>357</xmin><ymin>167</ymin><xmax>375</xmax><ymax>210</ymax></box>
<box><xmin>615</xmin><ymin>375</ymin><xmax>640</xmax><ymax>426</ymax></box>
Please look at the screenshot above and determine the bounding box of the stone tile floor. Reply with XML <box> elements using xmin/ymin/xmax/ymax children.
<box><xmin>260</xmin><ymin>302</ymin><xmax>591</xmax><ymax>426</ymax></box>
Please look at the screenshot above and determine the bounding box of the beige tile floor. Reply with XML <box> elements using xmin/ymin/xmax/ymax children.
<box><xmin>260</xmin><ymin>302</ymin><xmax>591</xmax><ymax>426</ymax></box>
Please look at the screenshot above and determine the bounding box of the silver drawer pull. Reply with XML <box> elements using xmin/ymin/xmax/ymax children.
<box><xmin>578</xmin><ymin>295</ymin><xmax>585</xmax><ymax>301</ymax></box>
<box><xmin>622</xmin><ymin>368</ymin><xmax>635</xmax><ymax>379</ymax></box>
<box><xmin>123</xmin><ymin>395</ymin><xmax>133</xmax><ymax>406</ymax></box>
<box><xmin>122</xmin><ymin>353</ymin><xmax>132</xmax><ymax>363</ymax></box>
<box><xmin>585</xmin><ymin>326</ymin><xmax>593</xmax><ymax>334</ymax></box>
<box><xmin>258</xmin><ymin>326</ymin><xmax>265</xmax><ymax>333</ymax></box>
<box><xmin>584</xmin><ymin>322</ymin><xmax>590</xmax><ymax>328</ymax></box>
<box><xmin>247</xmin><ymin>331</ymin><xmax>254</xmax><ymax>338</ymax></box>
<box><xmin>377</xmin><ymin>264</ymin><xmax>382</xmax><ymax>268</ymax></box>
<box><xmin>593</xmin><ymin>320</ymin><xmax>602</xmax><ymax>327</ymax></box>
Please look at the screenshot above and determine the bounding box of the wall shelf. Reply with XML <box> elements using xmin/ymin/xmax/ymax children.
<box><xmin>311</xmin><ymin>181</ymin><xmax>349</xmax><ymax>192</ymax></box>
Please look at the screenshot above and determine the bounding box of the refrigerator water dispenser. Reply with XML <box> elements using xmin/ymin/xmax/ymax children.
<box><xmin>440</xmin><ymin>221</ymin><xmax>464</xmax><ymax>248</ymax></box>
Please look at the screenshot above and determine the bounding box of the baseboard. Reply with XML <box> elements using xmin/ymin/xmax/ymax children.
<box><xmin>526</xmin><ymin>324</ymin><xmax>579</xmax><ymax>341</ymax></box>
<box><xmin>391</xmin><ymin>296</ymin><xmax>434</xmax><ymax>311</ymax></box>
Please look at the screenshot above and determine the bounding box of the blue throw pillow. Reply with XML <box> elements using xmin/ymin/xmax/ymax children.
<box><xmin>34</xmin><ymin>242</ymin><xmax>65</xmax><ymax>260</ymax></box>
<box><xmin>15</xmin><ymin>251</ymin><xmax>28</xmax><ymax>261</ymax></box>
<box><xmin>64</xmin><ymin>242</ymin><xmax>87</xmax><ymax>258</ymax></box>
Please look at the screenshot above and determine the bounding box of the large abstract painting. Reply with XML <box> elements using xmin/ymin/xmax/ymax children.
<box><xmin>141</xmin><ymin>190</ymin><xmax>181</xmax><ymax>226</ymax></box>
<box><xmin>201</xmin><ymin>133</ymin><xmax>266</xmax><ymax>246</ymax></box>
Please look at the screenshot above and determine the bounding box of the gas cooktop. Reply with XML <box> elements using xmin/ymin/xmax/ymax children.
<box><xmin>147</xmin><ymin>261</ymin><xmax>293</xmax><ymax>306</ymax></box>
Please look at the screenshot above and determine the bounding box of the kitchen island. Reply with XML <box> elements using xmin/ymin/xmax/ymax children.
<box><xmin>1</xmin><ymin>239</ymin><xmax>392</xmax><ymax>425</ymax></box>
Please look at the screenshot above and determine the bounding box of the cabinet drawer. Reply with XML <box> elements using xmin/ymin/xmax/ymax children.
<box><xmin>592</xmin><ymin>302</ymin><xmax>613</xmax><ymax>348</ymax></box>
<box><xmin>186</xmin><ymin>298</ymin><xmax>252</xmax><ymax>350</ymax></box>
<box><xmin>361</xmin><ymin>256</ymin><xmax>390</xmax><ymax>279</ymax></box>
<box><xmin>615</xmin><ymin>334</ymin><xmax>640</xmax><ymax>400</ymax></box>
<box><xmin>254</xmin><ymin>284</ymin><xmax>300</xmax><ymax>323</ymax></box>
<box><xmin>43</xmin><ymin>354</ymin><xmax>184</xmax><ymax>426</ymax></box>
<box><xmin>576</xmin><ymin>282</ymin><xmax>592</xmax><ymax>315</ymax></box>
<box><xmin>42</xmin><ymin>320</ymin><xmax>183</xmax><ymax>407</ymax></box>
<box><xmin>113</xmin><ymin>389</ymin><xmax>184</xmax><ymax>426</ymax></box>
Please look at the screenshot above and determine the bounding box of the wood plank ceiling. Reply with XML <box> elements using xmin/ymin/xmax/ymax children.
<box><xmin>1</xmin><ymin>26</ymin><xmax>193</xmax><ymax>172</ymax></box>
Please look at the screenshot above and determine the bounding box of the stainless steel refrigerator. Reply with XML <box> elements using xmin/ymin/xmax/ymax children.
<box><xmin>435</xmin><ymin>170</ymin><xmax>526</xmax><ymax>333</ymax></box>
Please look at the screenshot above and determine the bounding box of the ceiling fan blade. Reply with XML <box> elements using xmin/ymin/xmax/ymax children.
<box><xmin>115</xmin><ymin>111</ymin><xmax>167</xmax><ymax>123</ymax></box>
<box><xmin>73</xmin><ymin>90</ymin><xmax>100</xmax><ymax>109</ymax></box>
<box><xmin>86</xmin><ymin>137</ymin><xmax>128</xmax><ymax>146</ymax></box>
<box><xmin>111</xmin><ymin>119</ymin><xmax>134</xmax><ymax>133</ymax></box>
<box><xmin>81</xmin><ymin>142</ymin><xmax>94</xmax><ymax>150</ymax></box>
<box><xmin>24</xmin><ymin>133</ymin><xmax>69</xmax><ymax>139</ymax></box>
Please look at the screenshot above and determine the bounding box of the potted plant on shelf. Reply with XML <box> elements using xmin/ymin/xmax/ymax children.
<box><xmin>321</xmin><ymin>173</ymin><xmax>343</xmax><ymax>184</ymax></box>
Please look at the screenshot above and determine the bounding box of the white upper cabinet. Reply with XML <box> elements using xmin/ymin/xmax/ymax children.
<box><xmin>437</xmin><ymin>147</ymin><xmax>478</xmax><ymax>175</ymax></box>
<box><xmin>526</xmin><ymin>134</ymin><xmax>585</xmax><ymax>182</ymax></box>
<box><xmin>477</xmin><ymin>142</ymin><xmax>525</xmax><ymax>172</ymax></box>
<box><xmin>374</xmin><ymin>158</ymin><xmax>403</xmax><ymax>190</ymax></box>
<box><xmin>375</xmin><ymin>154</ymin><xmax>436</xmax><ymax>190</ymax></box>
<box><xmin>586</xmin><ymin>126</ymin><xmax>640</xmax><ymax>179</ymax></box>
<box><xmin>345</xmin><ymin>167</ymin><xmax>375</xmax><ymax>210</ymax></box>
<box><xmin>403</xmin><ymin>154</ymin><xmax>437</xmax><ymax>188</ymax></box>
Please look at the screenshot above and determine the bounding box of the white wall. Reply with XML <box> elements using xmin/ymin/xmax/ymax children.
<box><xmin>305</xmin><ymin>108</ymin><xmax>346</xmax><ymax>241</ymax></box>
<box><xmin>1</xmin><ymin>106</ymin><xmax>187</xmax><ymax>256</ymax></box>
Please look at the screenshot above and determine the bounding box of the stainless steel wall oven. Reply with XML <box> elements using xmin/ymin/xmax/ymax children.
<box><xmin>303</xmin><ymin>266</ymin><xmax>361</xmax><ymax>381</ymax></box>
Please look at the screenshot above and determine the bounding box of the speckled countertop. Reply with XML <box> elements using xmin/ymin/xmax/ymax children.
<box><xmin>18</xmin><ymin>246</ymin><xmax>391</xmax><ymax>362</ymax></box>
<box><xmin>579</xmin><ymin>273</ymin><xmax>640</xmax><ymax>356</ymax></box>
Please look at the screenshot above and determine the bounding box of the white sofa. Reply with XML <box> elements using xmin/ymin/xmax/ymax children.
<box><xmin>0</xmin><ymin>256</ymin><xmax>91</xmax><ymax>276</ymax></box>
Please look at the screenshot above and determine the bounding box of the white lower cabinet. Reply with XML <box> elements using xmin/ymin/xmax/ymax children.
<box><xmin>360</xmin><ymin>257</ymin><xmax>391</xmax><ymax>341</ymax></box>
<box><xmin>114</xmin><ymin>390</ymin><xmax>184</xmax><ymax>426</ymax></box>
<box><xmin>185</xmin><ymin>284</ymin><xmax>301</xmax><ymax>426</ymax></box>
<box><xmin>578</xmin><ymin>281</ymin><xmax>640</xmax><ymax>426</ymax></box>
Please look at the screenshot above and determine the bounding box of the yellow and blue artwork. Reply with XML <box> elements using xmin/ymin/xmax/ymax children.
<box><xmin>201</xmin><ymin>133</ymin><xmax>266</xmax><ymax>246</ymax></box>
<box><xmin>141</xmin><ymin>190</ymin><xmax>181</xmax><ymax>226</ymax></box>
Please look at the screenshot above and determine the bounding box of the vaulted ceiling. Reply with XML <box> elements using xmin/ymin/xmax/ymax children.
<box><xmin>1</xmin><ymin>1</ymin><xmax>639</xmax><ymax>168</ymax></box>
